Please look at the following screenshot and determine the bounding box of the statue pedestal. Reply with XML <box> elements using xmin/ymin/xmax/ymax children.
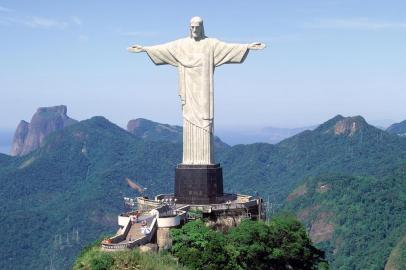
<box><xmin>175</xmin><ymin>164</ymin><xmax>224</xmax><ymax>204</ymax></box>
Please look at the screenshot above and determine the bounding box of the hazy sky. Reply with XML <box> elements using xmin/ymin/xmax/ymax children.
<box><xmin>1</xmin><ymin>0</ymin><xmax>406</xmax><ymax>130</ymax></box>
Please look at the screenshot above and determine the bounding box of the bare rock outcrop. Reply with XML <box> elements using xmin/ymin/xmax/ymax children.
<box><xmin>10</xmin><ymin>105</ymin><xmax>77</xmax><ymax>156</ymax></box>
<box><xmin>10</xmin><ymin>120</ymin><xmax>29</xmax><ymax>156</ymax></box>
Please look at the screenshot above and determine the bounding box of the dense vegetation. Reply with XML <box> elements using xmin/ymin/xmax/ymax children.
<box><xmin>386</xmin><ymin>120</ymin><xmax>406</xmax><ymax>136</ymax></box>
<box><xmin>1</xmin><ymin>114</ymin><xmax>406</xmax><ymax>269</ymax></box>
<box><xmin>219</xmin><ymin>115</ymin><xmax>406</xmax><ymax>201</ymax></box>
<box><xmin>73</xmin><ymin>240</ymin><xmax>185</xmax><ymax>270</ymax></box>
<box><xmin>282</xmin><ymin>171</ymin><xmax>406</xmax><ymax>269</ymax></box>
<box><xmin>127</xmin><ymin>117</ymin><xmax>229</xmax><ymax>149</ymax></box>
<box><xmin>171</xmin><ymin>217</ymin><xmax>328</xmax><ymax>270</ymax></box>
<box><xmin>74</xmin><ymin>217</ymin><xmax>328</xmax><ymax>270</ymax></box>
<box><xmin>0</xmin><ymin>117</ymin><xmax>182</xmax><ymax>269</ymax></box>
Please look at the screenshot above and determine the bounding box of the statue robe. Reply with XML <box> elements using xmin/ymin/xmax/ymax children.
<box><xmin>145</xmin><ymin>37</ymin><xmax>249</xmax><ymax>164</ymax></box>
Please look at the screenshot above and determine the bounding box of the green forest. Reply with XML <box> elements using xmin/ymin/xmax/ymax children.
<box><xmin>74</xmin><ymin>216</ymin><xmax>328</xmax><ymax>270</ymax></box>
<box><xmin>1</xmin><ymin>115</ymin><xmax>406</xmax><ymax>269</ymax></box>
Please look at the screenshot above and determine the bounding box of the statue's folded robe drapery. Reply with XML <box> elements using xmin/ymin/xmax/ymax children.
<box><xmin>145</xmin><ymin>37</ymin><xmax>249</xmax><ymax>164</ymax></box>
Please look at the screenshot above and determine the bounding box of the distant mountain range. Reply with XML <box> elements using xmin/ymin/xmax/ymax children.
<box><xmin>216</xmin><ymin>125</ymin><xmax>317</xmax><ymax>145</ymax></box>
<box><xmin>386</xmin><ymin>120</ymin><xmax>406</xmax><ymax>136</ymax></box>
<box><xmin>1</xmin><ymin>107</ymin><xmax>406</xmax><ymax>269</ymax></box>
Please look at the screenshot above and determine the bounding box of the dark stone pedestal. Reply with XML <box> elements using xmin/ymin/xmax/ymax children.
<box><xmin>175</xmin><ymin>164</ymin><xmax>224</xmax><ymax>204</ymax></box>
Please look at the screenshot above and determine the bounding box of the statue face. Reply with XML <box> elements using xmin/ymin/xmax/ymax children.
<box><xmin>190</xmin><ymin>24</ymin><xmax>202</xmax><ymax>39</ymax></box>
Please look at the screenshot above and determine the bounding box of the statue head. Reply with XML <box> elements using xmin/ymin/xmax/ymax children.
<box><xmin>189</xmin><ymin>16</ymin><xmax>205</xmax><ymax>40</ymax></box>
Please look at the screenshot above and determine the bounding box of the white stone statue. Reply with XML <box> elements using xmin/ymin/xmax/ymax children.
<box><xmin>128</xmin><ymin>16</ymin><xmax>265</xmax><ymax>165</ymax></box>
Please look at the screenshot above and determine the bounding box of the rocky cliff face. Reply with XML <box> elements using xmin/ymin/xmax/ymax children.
<box><xmin>9</xmin><ymin>120</ymin><xmax>29</xmax><ymax>156</ymax></box>
<box><xmin>10</xmin><ymin>105</ymin><xmax>77</xmax><ymax>156</ymax></box>
<box><xmin>314</xmin><ymin>115</ymin><xmax>372</xmax><ymax>137</ymax></box>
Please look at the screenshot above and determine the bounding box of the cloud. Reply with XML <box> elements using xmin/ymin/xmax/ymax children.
<box><xmin>0</xmin><ymin>5</ymin><xmax>12</xmax><ymax>12</ymax></box>
<box><xmin>0</xmin><ymin>14</ymin><xmax>83</xmax><ymax>29</ymax></box>
<box><xmin>24</xmin><ymin>16</ymin><xmax>69</xmax><ymax>29</ymax></box>
<box><xmin>304</xmin><ymin>18</ymin><xmax>406</xmax><ymax>30</ymax></box>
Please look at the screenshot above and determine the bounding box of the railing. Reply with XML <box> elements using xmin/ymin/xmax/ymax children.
<box><xmin>189</xmin><ymin>194</ymin><xmax>259</xmax><ymax>213</ymax></box>
<box><xmin>107</xmin><ymin>218</ymin><xmax>132</xmax><ymax>244</ymax></box>
<box><xmin>137</xmin><ymin>197</ymin><xmax>161</xmax><ymax>208</ymax></box>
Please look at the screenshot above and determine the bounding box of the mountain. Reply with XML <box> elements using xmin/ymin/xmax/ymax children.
<box><xmin>260</xmin><ymin>125</ymin><xmax>317</xmax><ymax>143</ymax></box>
<box><xmin>216</xmin><ymin>125</ymin><xmax>316</xmax><ymax>145</ymax></box>
<box><xmin>0</xmin><ymin>116</ymin><xmax>183</xmax><ymax>269</ymax></box>
<box><xmin>275</xmin><ymin>116</ymin><xmax>406</xmax><ymax>269</ymax></box>
<box><xmin>386</xmin><ymin>120</ymin><xmax>406</xmax><ymax>136</ymax></box>
<box><xmin>1</xmin><ymin>114</ymin><xmax>406</xmax><ymax>269</ymax></box>
<box><xmin>127</xmin><ymin>118</ymin><xmax>182</xmax><ymax>142</ymax></box>
<box><xmin>0</xmin><ymin>153</ymin><xmax>12</xmax><ymax>166</ymax></box>
<box><xmin>282</xmin><ymin>172</ymin><xmax>406</xmax><ymax>270</ymax></box>
<box><xmin>127</xmin><ymin>118</ymin><xmax>229</xmax><ymax>149</ymax></box>
<box><xmin>217</xmin><ymin>115</ymin><xmax>406</xmax><ymax>269</ymax></box>
<box><xmin>385</xmin><ymin>234</ymin><xmax>406</xmax><ymax>270</ymax></box>
<box><xmin>219</xmin><ymin>115</ymin><xmax>406</xmax><ymax>200</ymax></box>
<box><xmin>10</xmin><ymin>105</ymin><xmax>77</xmax><ymax>156</ymax></box>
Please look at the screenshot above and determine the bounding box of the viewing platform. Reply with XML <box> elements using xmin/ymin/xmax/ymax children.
<box><xmin>101</xmin><ymin>193</ymin><xmax>265</xmax><ymax>251</ymax></box>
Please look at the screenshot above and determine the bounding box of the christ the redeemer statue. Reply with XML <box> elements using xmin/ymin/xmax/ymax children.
<box><xmin>128</xmin><ymin>16</ymin><xmax>265</xmax><ymax>165</ymax></box>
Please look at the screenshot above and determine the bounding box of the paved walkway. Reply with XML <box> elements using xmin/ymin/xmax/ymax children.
<box><xmin>121</xmin><ymin>215</ymin><xmax>155</xmax><ymax>244</ymax></box>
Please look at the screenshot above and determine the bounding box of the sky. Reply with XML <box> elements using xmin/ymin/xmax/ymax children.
<box><xmin>1</xmin><ymin>0</ymin><xmax>406</xmax><ymax>132</ymax></box>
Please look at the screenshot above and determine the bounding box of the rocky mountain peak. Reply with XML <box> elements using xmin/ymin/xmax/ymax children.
<box><xmin>37</xmin><ymin>105</ymin><xmax>67</xmax><ymax>115</ymax></box>
<box><xmin>9</xmin><ymin>120</ymin><xmax>29</xmax><ymax>156</ymax></box>
<box><xmin>333</xmin><ymin>116</ymin><xmax>366</xmax><ymax>136</ymax></box>
<box><xmin>315</xmin><ymin>115</ymin><xmax>368</xmax><ymax>137</ymax></box>
<box><xmin>10</xmin><ymin>105</ymin><xmax>78</xmax><ymax>156</ymax></box>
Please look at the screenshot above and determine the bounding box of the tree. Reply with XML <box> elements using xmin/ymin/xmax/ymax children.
<box><xmin>171</xmin><ymin>220</ymin><xmax>239</xmax><ymax>270</ymax></box>
<box><xmin>227</xmin><ymin>215</ymin><xmax>327</xmax><ymax>269</ymax></box>
<box><xmin>171</xmin><ymin>216</ymin><xmax>328</xmax><ymax>270</ymax></box>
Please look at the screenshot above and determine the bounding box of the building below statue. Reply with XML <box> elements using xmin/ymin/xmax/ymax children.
<box><xmin>175</xmin><ymin>164</ymin><xmax>224</xmax><ymax>204</ymax></box>
<box><xmin>101</xmin><ymin>193</ymin><xmax>266</xmax><ymax>251</ymax></box>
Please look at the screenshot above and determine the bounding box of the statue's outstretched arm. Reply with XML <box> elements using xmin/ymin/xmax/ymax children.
<box><xmin>248</xmin><ymin>42</ymin><xmax>266</xmax><ymax>50</ymax></box>
<box><xmin>127</xmin><ymin>44</ymin><xmax>145</xmax><ymax>53</ymax></box>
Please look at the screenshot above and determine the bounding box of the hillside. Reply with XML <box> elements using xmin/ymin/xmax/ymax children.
<box><xmin>385</xmin><ymin>234</ymin><xmax>406</xmax><ymax>270</ymax></box>
<box><xmin>0</xmin><ymin>116</ymin><xmax>182</xmax><ymax>269</ymax></box>
<box><xmin>0</xmin><ymin>129</ymin><xmax>13</xmax><ymax>154</ymax></box>
<box><xmin>127</xmin><ymin>117</ymin><xmax>229</xmax><ymax>149</ymax></box>
<box><xmin>1</xmin><ymin>114</ymin><xmax>406</xmax><ymax>269</ymax></box>
<box><xmin>0</xmin><ymin>153</ymin><xmax>12</xmax><ymax>164</ymax></box>
<box><xmin>282</xmin><ymin>171</ymin><xmax>406</xmax><ymax>269</ymax></box>
<box><xmin>73</xmin><ymin>242</ymin><xmax>185</xmax><ymax>270</ymax></box>
<box><xmin>74</xmin><ymin>218</ymin><xmax>327</xmax><ymax>270</ymax></box>
<box><xmin>220</xmin><ymin>115</ymin><xmax>406</xmax><ymax>200</ymax></box>
<box><xmin>387</xmin><ymin>120</ymin><xmax>406</xmax><ymax>136</ymax></box>
<box><xmin>215</xmin><ymin>125</ymin><xmax>316</xmax><ymax>145</ymax></box>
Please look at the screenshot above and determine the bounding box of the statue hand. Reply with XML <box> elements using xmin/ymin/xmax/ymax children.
<box><xmin>248</xmin><ymin>42</ymin><xmax>266</xmax><ymax>50</ymax></box>
<box><xmin>127</xmin><ymin>44</ymin><xmax>145</xmax><ymax>53</ymax></box>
